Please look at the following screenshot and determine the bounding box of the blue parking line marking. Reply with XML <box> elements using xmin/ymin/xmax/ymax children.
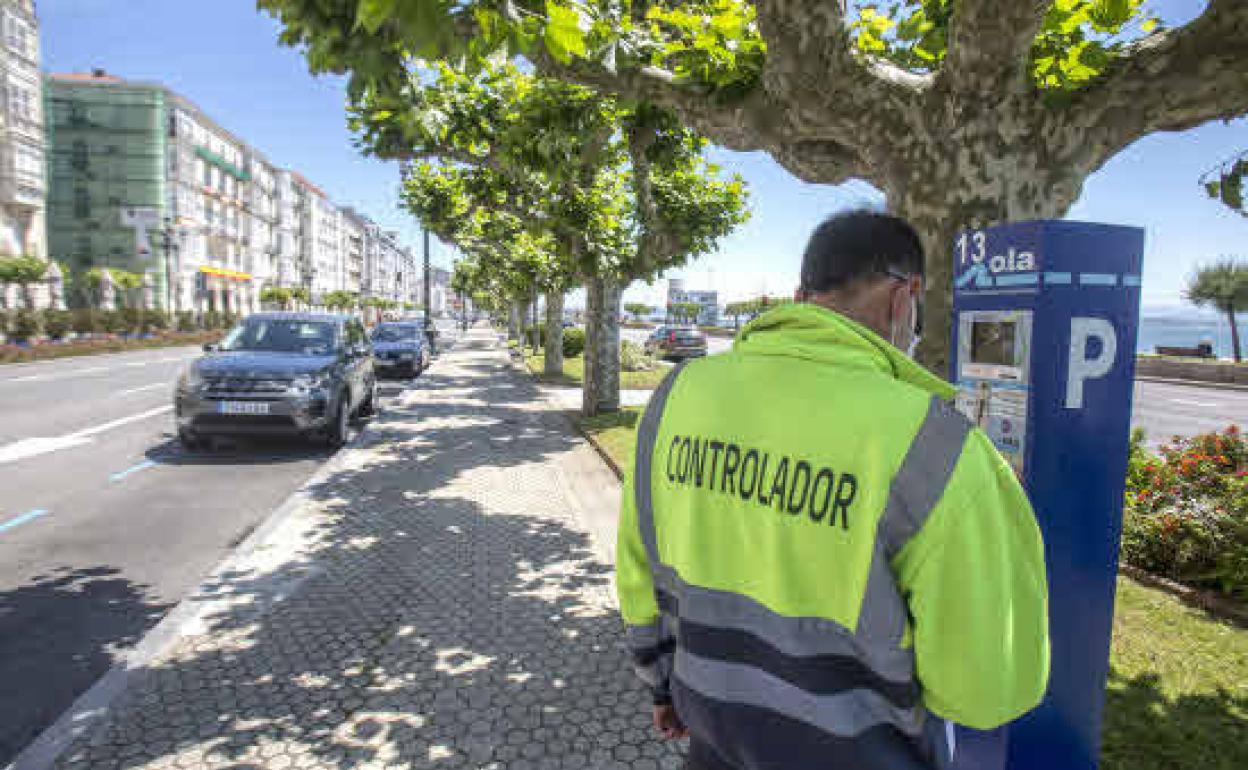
<box><xmin>995</xmin><ymin>273</ymin><xmax>1039</xmax><ymax>286</ymax></box>
<box><xmin>1123</xmin><ymin>275</ymin><xmax>1142</xmax><ymax>287</ymax></box>
<box><xmin>110</xmin><ymin>459</ymin><xmax>157</xmax><ymax>483</ymax></box>
<box><xmin>0</xmin><ymin>509</ymin><xmax>48</xmax><ymax>535</ymax></box>
<box><xmin>1079</xmin><ymin>273</ymin><xmax>1118</xmax><ymax>286</ymax></box>
<box><xmin>1044</xmin><ymin>272</ymin><xmax>1073</xmax><ymax>285</ymax></box>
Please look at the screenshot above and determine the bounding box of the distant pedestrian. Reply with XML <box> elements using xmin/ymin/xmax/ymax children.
<box><xmin>616</xmin><ymin>210</ymin><xmax>1050</xmax><ymax>770</ymax></box>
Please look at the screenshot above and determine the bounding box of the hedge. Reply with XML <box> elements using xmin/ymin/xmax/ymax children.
<box><xmin>1122</xmin><ymin>426</ymin><xmax>1248</xmax><ymax>599</ymax></box>
<box><xmin>1</xmin><ymin>308</ymin><xmax>238</xmax><ymax>344</ymax></box>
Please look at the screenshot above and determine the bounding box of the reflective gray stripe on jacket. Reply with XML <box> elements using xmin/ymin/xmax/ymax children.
<box><xmin>628</xmin><ymin>371</ymin><xmax>972</xmax><ymax>770</ymax></box>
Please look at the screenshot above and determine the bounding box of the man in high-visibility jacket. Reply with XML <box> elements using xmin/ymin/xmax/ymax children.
<box><xmin>617</xmin><ymin>211</ymin><xmax>1049</xmax><ymax>770</ymax></box>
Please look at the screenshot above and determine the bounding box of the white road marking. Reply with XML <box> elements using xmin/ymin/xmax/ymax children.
<box><xmin>71</xmin><ymin>406</ymin><xmax>173</xmax><ymax>439</ymax></box>
<box><xmin>114</xmin><ymin>382</ymin><xmax>168</xmax><ymax>397</ymax></box>
<box><xmin>1168</xmin><ymin>398</ymin><xmax>1219</xmax><ymax>408</ymax></box>
<box><xmin>0</xmin><ymin>405</ymin><xmax>173</xmax><ymax>465</ymax></box>
<box><xmin>0</xmin><ymin>436</ymin><xmax>91</xmax><ymax>464</ymax></box>
<box><xmin>0</xmin><ymin>355</ymin><xmax>193</xmax><ymax>385</ymax></box>
<box><xmin>3</xmin><ymin>365</ymin><xmax>110</xmax><ymax>384</ymax></box>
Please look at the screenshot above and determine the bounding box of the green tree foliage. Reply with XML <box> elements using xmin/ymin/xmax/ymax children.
<box><xmin>1201</xmin><ymin>150</ymin><xmax>1248</xmax><ymax>216</ymax></box>
<box><xmin>260</xmin><ymin>0</ymin><xmax>1157</xmax><ymax>97</ymax></box>
<box><xmin>258</xmin><ymin>0</ymin><xmax>1246</xmax><ymax>376</ymax></box>
<box><xmin>624</xmin><ymin>302</ymin><xmax>651</xmax><ymax>321</ymax></box>
<box><xmin>386</xmin><ymin>63</ymin><xmax>747</xmax><ymax>413</ymax></box>
<box><xmin>1185</xmin><ymin>258</ymin><xmax>1248</xmax><ymax>362</ymax></box>
<box><xmin>668</xmin><ymin>301</ymin><xmax>702</xmax><ymax>324</ymax></box>
<box><xmin>321</xmin><ymin>290</ymin><xmax>360</xmax><ymax>310</ymax></box>
<box><xmin>260</xmin><ymin>286</ymin><xmax>295</xmax><ymax>309</ymax></box>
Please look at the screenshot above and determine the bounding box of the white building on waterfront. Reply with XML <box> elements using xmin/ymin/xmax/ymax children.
<box><xmin>667</xmin><ymin>278</ymin><xmax>719</xmax><ymax>326</ymax></box>
<box><xmin>0</xmin><ymin>0</ymin><xmax>44</xmax><ymax>260</ymax></box>
<box><xmin>46</xmin><ymin>69</ymin><xmax>407</xmax><ymax>312</ymax></box>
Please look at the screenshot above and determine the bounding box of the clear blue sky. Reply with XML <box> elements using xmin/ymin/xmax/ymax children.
<box><xmin>40</xmin><ymin>0</ymin><xmax>1245</xmax><ymax>314</ymax></box>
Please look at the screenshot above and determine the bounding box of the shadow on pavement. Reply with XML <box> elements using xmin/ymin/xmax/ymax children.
<box><xmin>0</xmin><ymin>566</ymin><xmax>172</xmax><ymax>765</ymax></box>
<box><xmin>1101</xmin><ymin>667</ymin><xmax>1248</xmax><ymax>770</ymax></box>
<box><xmin>49</xmin><ymin>334</ymin><xmax>676</xmax><ymax>769</ymax></box>
<box><xmin>142</xmin><ymin>435</ymin><xmax>334</xmax><ymax>467</ymax></box>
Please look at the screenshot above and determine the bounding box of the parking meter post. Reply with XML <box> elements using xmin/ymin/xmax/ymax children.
<box><xmin>948</xmin><ymin>221</ymin><xmax>1144</xmax><ymax>770</ymax></box>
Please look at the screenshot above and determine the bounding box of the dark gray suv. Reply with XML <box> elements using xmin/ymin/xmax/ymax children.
<box><xmin>174</xmin><ymin>312</ymin><xmax>377</xmax><ymax>449</ymax></box>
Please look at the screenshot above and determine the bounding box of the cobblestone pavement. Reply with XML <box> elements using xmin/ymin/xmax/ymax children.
<box><xmin>52</xmin><ymin>330</ymin><xmax>681</xmax><ymax>770</ymax></box>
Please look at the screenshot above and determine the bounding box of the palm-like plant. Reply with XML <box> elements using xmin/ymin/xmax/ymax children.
<box><xmin>1185</xmin><ymin>258</ymin><xmax>1248</xmax><ymax>362</ymax></box>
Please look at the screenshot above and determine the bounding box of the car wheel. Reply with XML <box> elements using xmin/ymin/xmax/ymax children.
<box><xmin>323</xmin><ymin>394</ymin><xmax>350</xmax><ymax>449</ymax></box>
<box><xmin>178</xmin><ymin>428</ymin><xmax>204</xmax><ymax>451</ymax></box>
<box><xmin>356</xmin><ymin>380</ymin><xmax>378</xmax><ymax>420</ymax></box>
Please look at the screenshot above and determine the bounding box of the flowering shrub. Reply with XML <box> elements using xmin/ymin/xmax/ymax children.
<box><xmin>1122</xmin><ymin>426</ymin><xmax>1248</xmax><ymax>599</ymax></box>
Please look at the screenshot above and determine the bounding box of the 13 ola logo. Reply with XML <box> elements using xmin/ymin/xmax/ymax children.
<box><xmin>958</xmin><ymin>230</ymin><xmax>1036</xmax><ymax>274</ymax></box>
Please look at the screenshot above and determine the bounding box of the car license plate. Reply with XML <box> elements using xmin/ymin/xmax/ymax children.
<box><xmin>217</xmin><ymin>401</ymin><xmax>270</xmax><ymax>415</ymax></box>
<box><xmin>399</xmin><ymin>353</ymin><xmax>414</xmax><ymax>360</ymax></box>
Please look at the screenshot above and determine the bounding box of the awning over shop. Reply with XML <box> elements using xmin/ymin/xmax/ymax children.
<box><xmin>195</xmin><ymin>146</ymin><xmax>252</xmax><ymax>182</ymax></box>
<box><xmin>199</xmin><ymin>266</ymin><xmax>252</xmax><ymax>282</ymax></box>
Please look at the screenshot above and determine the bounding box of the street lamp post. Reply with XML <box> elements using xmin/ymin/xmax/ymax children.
<box><xmin>159</xmin><ymin>217</ymin><xmax>179</xmax><ymax>312</ymax></box>
<box><xmin>422</xmin><ymin>227</ymin><xmax>431</xmax><ymax>328</ymax></box>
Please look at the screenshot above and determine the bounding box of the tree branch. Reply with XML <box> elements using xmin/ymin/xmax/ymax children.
<box><xmin>941</xmin><ymin>1</ymin><xmax>1051</xmax><ymax>95</ymax></box>
<box><xmin>770</xmin><ymin>138</ymin><xmax>870</xmax><ymax>185</ymax></box>
<box><xmin>751</xmin><ymin>0</ymin><xmax>928</xmax><ymax>162</ymax></box>
<box><xmin>532</xmin><ymin>51</ymin><xmax>790</xmax><ymax>153</ymax></box>
<box><xmin>1074</xmin><ymin>0</ymin><xmax>1248</xmax><ymax>166</ymax></box>
<box><xmin>754</xmin><ymin>0</ymin><xmax>850</xmax><ymax>87</ymax></box>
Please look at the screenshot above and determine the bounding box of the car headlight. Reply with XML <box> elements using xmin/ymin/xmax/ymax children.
<box><xmin>177</xmin><ymin>367</ymin><xmax>204</xmax><ymax>392</ymax></box>
<box><xmin>289</xmin><ymin>372</ymin><xmax>331</xmax><ymax>396</ymax></box>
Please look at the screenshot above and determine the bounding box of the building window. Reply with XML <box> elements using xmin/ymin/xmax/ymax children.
<box><xmin>73</xmin><ymin>186</ymin><xmax>90</xmax><ymax>218</ymax></box>
<box><xmin>7</xmin><ymin>83</ymin><xmax>33</xmax><ymax>122</ymax></box>
<box><xmin>15</xmin><ymin>144</ymin><xmax>41</xmax><ymax>180</ymax></box>
<box><xmin>6</xmin><ymin>15</ymin><xmax>30</xmax><ymax>58</ymax></box>
<box><xmin>71</xmin><ymin>140</ymin><xmax>88</xmax><ymax>170</ymax></box>
<box><xmin>199</xmin><ymin>158</ymin><xmax>209</xmax><ymax>187</ymax></box>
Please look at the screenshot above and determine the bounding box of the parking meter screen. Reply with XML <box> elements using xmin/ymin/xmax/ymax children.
<box><xmin>956</xmin><ymin>311</ymin><xmax>1032</xmax><ymax>475</ymax></box>
<box><xmin>970</xmin><ymin>320</ymin><xmax>1017</xmax><ymax>366</ymax></box>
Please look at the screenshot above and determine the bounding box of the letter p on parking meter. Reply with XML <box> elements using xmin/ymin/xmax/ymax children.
<box><xmin>950</xmin><ymin>221</ymin><xmax>1144</xmax><ymax>770</ymax></box>
<box><xmin>1066</xmin><ymin>318</ymin><xmax>1118</xmax><ymax>410</ymax></box>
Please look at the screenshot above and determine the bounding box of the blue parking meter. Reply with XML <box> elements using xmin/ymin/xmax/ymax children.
<box><xmin>947</xmin><ymin>221</ymin><xmax>1144</xmax><ymax>770</ymax></box>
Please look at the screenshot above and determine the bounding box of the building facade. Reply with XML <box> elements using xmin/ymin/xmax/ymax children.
<box><xmin>0</xmin><ymin>0</ymin><xmax>43</xmax><ymax>260</ymax></box>
<box><xmin>339</xmin><ymin>207</ymin><xmax>365</xmax><ymax>296</ymax></box>
<box><xmin>45</xmin><ymin>70</ymin><xmax>412</xmax><ymax>312</ymax></box>
<box><xmin>667</xmin><ymin>278</ymin><xmax>719</xmax><ymax>326</ymax></box>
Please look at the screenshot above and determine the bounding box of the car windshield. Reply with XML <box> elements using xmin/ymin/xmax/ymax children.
<box><xmin>219</xmin><ymin>320</ymin><xmax>339</xmax><ymax>355</ymax></box>
<box><xmin>373</xmin><ymin>325</ymin><xmax>419</xmax><ymax>343</ymax></box>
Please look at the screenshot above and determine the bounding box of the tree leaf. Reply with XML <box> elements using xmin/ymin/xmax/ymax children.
<box><xmin>545</xmin><ymin>2</ymin><xmax>587</xmax><ymax>63</ymax></box>
<box><xmin>356</xmin><ymin>0</ymin><xmax>398</xmax><ymax>34</ymax></box>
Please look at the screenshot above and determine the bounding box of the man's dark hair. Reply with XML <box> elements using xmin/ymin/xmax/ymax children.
<box><xmin>799</xmin><ymin>210</ymin><xmax>925</xmax><ymax>293</ymax></box>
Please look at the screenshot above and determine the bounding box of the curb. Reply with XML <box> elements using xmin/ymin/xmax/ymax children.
<box><xmin>1135</xmin><ymin>375</ymin><xmax>1248</xmax><ymax>393</ymax></box>
<box><xmin>581</xmin><ymin>430</ymin><xmax>625</xmax><ymax>481</ymax></box>
<box><xmin>1119</xmin><ymin>564</ymin><xmax>1248</xmax><ymax>626</ymax></box>
<box><xmin>5</xmin><ymin>397</ymin><xmax>388</xmax><ymax>770</ymax></box>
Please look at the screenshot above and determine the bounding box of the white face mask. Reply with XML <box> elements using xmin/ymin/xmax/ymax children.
<box><xmin>890</xmin><ymin>293</ymin><xmax>919</xmax><ymax>357</ymax></box>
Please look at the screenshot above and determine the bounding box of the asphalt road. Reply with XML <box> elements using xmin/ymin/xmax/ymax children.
<box><xmin>621</xmin><ymin>327</ymin><xmax>1246</xmax><ymax>440</ymax></box>
<box><xmin>0</xmin><ymin>323</ymin><xmax>461</xmax><ymax>766</ymax></box>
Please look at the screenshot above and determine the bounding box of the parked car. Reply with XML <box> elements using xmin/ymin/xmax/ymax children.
<box><xmin>644</xmin><ymin>325</ymin><xmax>709</xmax><ymax>360</ymax></box>
<box><xmin>371</xmin><ymin>321</ymin><xmax>431</xmax><ymax>378</ymax></box>
<box><xmin>174</xmin><ymin>312</ymin><xmax>377</xmax><ymax>449</ymax></box>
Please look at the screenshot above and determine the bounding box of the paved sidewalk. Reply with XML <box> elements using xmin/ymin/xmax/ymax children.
<box><xmin>48</xmin><ymin>329</ymin><xmax>680</xmax><ymax>770</ymax></box>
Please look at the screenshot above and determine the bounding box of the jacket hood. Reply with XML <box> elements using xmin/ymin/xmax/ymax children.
<box><xmin>734</xmin><ymin>303</ymin><xmax>956</xmax><ymax>399</ymax></box>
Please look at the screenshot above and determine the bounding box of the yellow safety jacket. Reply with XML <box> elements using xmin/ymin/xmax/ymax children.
<box><xmin>617</xmin><ymin>303</ymin><xmax>1049</xmax><ymax>770</ymax></box>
